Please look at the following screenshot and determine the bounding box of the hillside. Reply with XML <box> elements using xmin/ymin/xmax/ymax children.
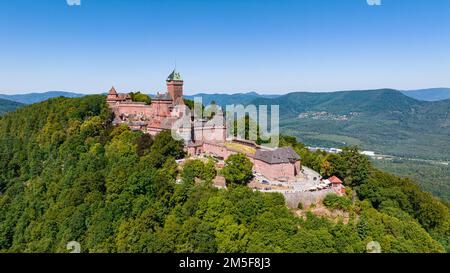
<box><xmin>403</xmin><ymin>88</ymin><xmax>450</xmax><ymax>101</ymax></box>
<box><xmin>250</xmin><ymin>89</ymin><xmax>433</xmax><ymax>117</ymax></box>
<box><xmin>250</xmin><ymin>89</ymin><xmax>450</xmax><ymax>161</ymax></box>
<box><xmin>372</xmin><ymin>158</ymin><xmax>450</xmax><ymax>202</ymax></box>
<box><xmin>0</xmin><ymin>96</ymin><xmax>448</xmax><ymax>253</ymax></box>
<box><xmin>0</xmin><ymin>99</ymin><xmax>23</xmax><ymax>115</ymax></box>
<box><xmin>0</xmin><ymin>91</ymin><xmax>84</xmax><ymax>104</ymax></box>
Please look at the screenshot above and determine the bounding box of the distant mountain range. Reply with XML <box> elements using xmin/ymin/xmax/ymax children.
<box><xmin>402</xmin><ymin>88</ymin><xmax>450</xmax><ymax>101</ymax></box>
<box><xmin>1</xmin><ymin>91</ymin><xmax>280</xmax><ymax>107</ymax></box>
<box><xmin>184</xmin><ymin>92</ymin><xmax>280</xmax><ymax>106</ymax></box>
<box><xmin>248</xmin><ymin>89</ymin><xmax>449</xmax><ymax>161</ymax></box>
<box><xmin>1</xmin><ymin>87</ymin><xmax>449</xmax><ymax>106</ymax></box>
<box><xmin>1</xmin><ymin>89</ymin><xmax>449</xmax><ymax>160</ymax></box>
<box><xmin>0</xmin><ymin>91</ymin><xmax>84</xmax><ymax>104</ymax></box>
<box><xmin>0</xmin><ymin>99</ymin><xmax>23</xmax><ymax>115</ymax></box>
<box><xmin>186</xmin><ymin>88</ymin><xmax>450</xmax><ymax>106</ymax></box>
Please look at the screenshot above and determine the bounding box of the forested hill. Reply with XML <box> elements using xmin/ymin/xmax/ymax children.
<box><xmin>402</xmin><ymin>88</ymin><xmax>450</xmax><ymax>102</ymax></box>
<box><xmin>0</xmin><ymin>96</ymin><xmax>449</xmax><ymax>253</ymax></box>
<box><xmin>0</xmin><ymin>91</ymin><xmax>84</xmax><ymax>105</ymax></box>
<box><xmin>249</xmin><ymin>89</ymin><xmax>445</xmax><ymax>119</ymax></box>
<box><xmin>0</xmin><ymin>99</ymin><xmax>23</xmax><ymax>115</ymax></box>
<box><xmin>184</xmin><ymin>92</ymin><xmax>280</xmax><ymax>107</ymax></box>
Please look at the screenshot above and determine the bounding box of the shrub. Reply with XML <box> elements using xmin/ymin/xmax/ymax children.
<box><xmin>323</xmin><ymin>194</ymin><xmax>352</xmax><ymax>210</ymax></box>
<box><xmin>221</xmin><ymin>153</ymin><xmax>253</xmax><ymax>185</ymax></box>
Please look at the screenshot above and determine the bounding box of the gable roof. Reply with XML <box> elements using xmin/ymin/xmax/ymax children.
<box><xmin>108</xmin><ymin>86</ymin><xmax>118</xmax><ymax>95</ymax></box>
<box><xmin>254</xmin><ymin>147</ymin><xmax>301</xmax><ymax>164</ymax></box>
<box><xmin>117</xmin><ymin>93</ymin><xmax>131</xmax><ymax>100</ymax></box>
<box><xmin>329</xmin><ymin>176</ymin><xmax>343</xmax><ymax>184</ymax></box>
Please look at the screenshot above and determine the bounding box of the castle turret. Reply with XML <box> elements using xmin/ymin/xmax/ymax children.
<box><xmin>108</xmin><ymin>86</ymin><xmax>117</xmax><ymax>95</ymax></box>
<box><xmin>166</xmin><ymin>69</ymin><xmax>183</xmax><ymax>102</ymax></box>
<box><xmin>107</xmin><ymin>86</ymin><xmax>119</xmax><ymax>103</ymax></box>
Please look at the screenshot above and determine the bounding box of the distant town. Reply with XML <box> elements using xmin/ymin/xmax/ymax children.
<box><xmin>299</xmin><ymin>111</ymin><xmax>360</xmax><ymax>121</ymax></box>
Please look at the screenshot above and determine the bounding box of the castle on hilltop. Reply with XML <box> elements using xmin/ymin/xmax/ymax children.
<box><xmin>106</xmin><ymin>70</ymin><xmax>302</xmax><ymax>182</ymax></box>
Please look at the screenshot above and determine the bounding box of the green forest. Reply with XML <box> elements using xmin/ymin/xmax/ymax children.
<box><xmin>373</xmin><ymin>159</ymin><xmax>450</xmax><ymax>203</ymax></box>
<box><xmin>0</xmin><ymin>96</ymin><xmax>449</xmax><ymax>253</ymax></box>
<box><xmin>0</xmin><ymin>99</ymin><xmax>22</xmax><ymax>115</ymax></box>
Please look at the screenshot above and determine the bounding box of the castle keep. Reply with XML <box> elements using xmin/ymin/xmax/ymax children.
<box><xmin>107</xmin><ymin>70</ymin><xmax>301</xmax><ymax>182</ymax></box>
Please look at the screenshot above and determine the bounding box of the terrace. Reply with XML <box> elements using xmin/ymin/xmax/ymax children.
<box><xmin>249</xmin><ymin>166</ymin><xmax>334</xmax><ymax>194</ymax></box>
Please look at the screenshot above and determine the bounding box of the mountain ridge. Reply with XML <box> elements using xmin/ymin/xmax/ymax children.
<box><xmin>2</xmin><ymin>87</ymin><xmax>449</xmax><ymax>107</ymax></box>
<box><xmin>0</xmin><ymin>91</ymin><xmax>84</xmax><ymax>104</ymax></box>
<box><xmin>0</xmin><ymin>98</ymin><xmax>24</xmax><ymax>114</ymax></box>
<box><xmin>184</xmin><ymin>91</ymin><xmax>280</xmax><ymax>106</ymax></box>
<box><xmin>402</xmin><ymin>88</ymin><xmax>450</xmax><ymax>101</ymax></box>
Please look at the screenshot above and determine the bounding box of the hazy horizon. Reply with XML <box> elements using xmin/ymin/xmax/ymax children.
<box><xmin>1</xmin><ymin>87</ymin><xmax>450</xmax><ymax>96</ymax></box>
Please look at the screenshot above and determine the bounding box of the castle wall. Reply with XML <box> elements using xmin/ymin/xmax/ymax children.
<box><xmin>194</xmin><ymin>126</ymin><xmax>227</xmax><ymax>142</ymax></box>
<box><xmin>202</xmin><ymin>142</ymin><xmax>233</xmax><ymax>159</ymax></box>
<box><xmin>146</xmin><ymin>127</ymin><xmax>163</xmax><ymax>136</ymax></box>
<box><xmin>284</xmin><ymin>189</ymin><xmax>334</xmax><ymax>209</ymax></box>
<box><xmin>198</xmin><ymin>141</ymin><xmax>301</xmax><ymax>182</ymax></box>
<box><xmin>253</xmin><ymin>159</ymin><xmax>301</xmax><ymax>181</ymax></box>
<box><xmin>112</xmin><ymin>103</ymin><xmax>155</xmax><ymax>117</ymax></box>
<box><xmin>152</xmin><ymin>100</ymin><xmax>172</xmax><ymax>117</ymax></box>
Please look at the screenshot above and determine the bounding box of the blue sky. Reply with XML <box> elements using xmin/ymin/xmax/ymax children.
<box><xmin>1</xmin><ymin>0</ymin><xmax>449</xmax><ymax>94</ymax></box>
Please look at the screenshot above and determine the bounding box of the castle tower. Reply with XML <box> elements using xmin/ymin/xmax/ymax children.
<box><xmin>107</xmin><ymin>86</ymin><xmax>117</xmax><ymax>96</ymax></box>
<box><xmin>166</xmin><ymin>69</ymin><xmax>183</xmax><ymax>102</ymax></box>
<box><xmin>106</xmin><ymin>86</ymin><xmax>118</xmax><ymax>104</ymax></box>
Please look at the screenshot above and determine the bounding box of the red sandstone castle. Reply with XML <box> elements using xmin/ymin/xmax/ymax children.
<box><xmin>107</xmin><ymin>70</ymin><xmax>302</xmax><ymax>182</ymax></box>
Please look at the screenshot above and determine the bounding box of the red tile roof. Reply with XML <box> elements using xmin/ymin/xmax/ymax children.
<box><xmin>329</xmin><ymin>176</ymin><xmax>343</xmax><ymax>184</ymax></box>
<box><xmin>108</xmin><ymin>86</ymin><xmax>118</xmax><ymax>95</ymax></box>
